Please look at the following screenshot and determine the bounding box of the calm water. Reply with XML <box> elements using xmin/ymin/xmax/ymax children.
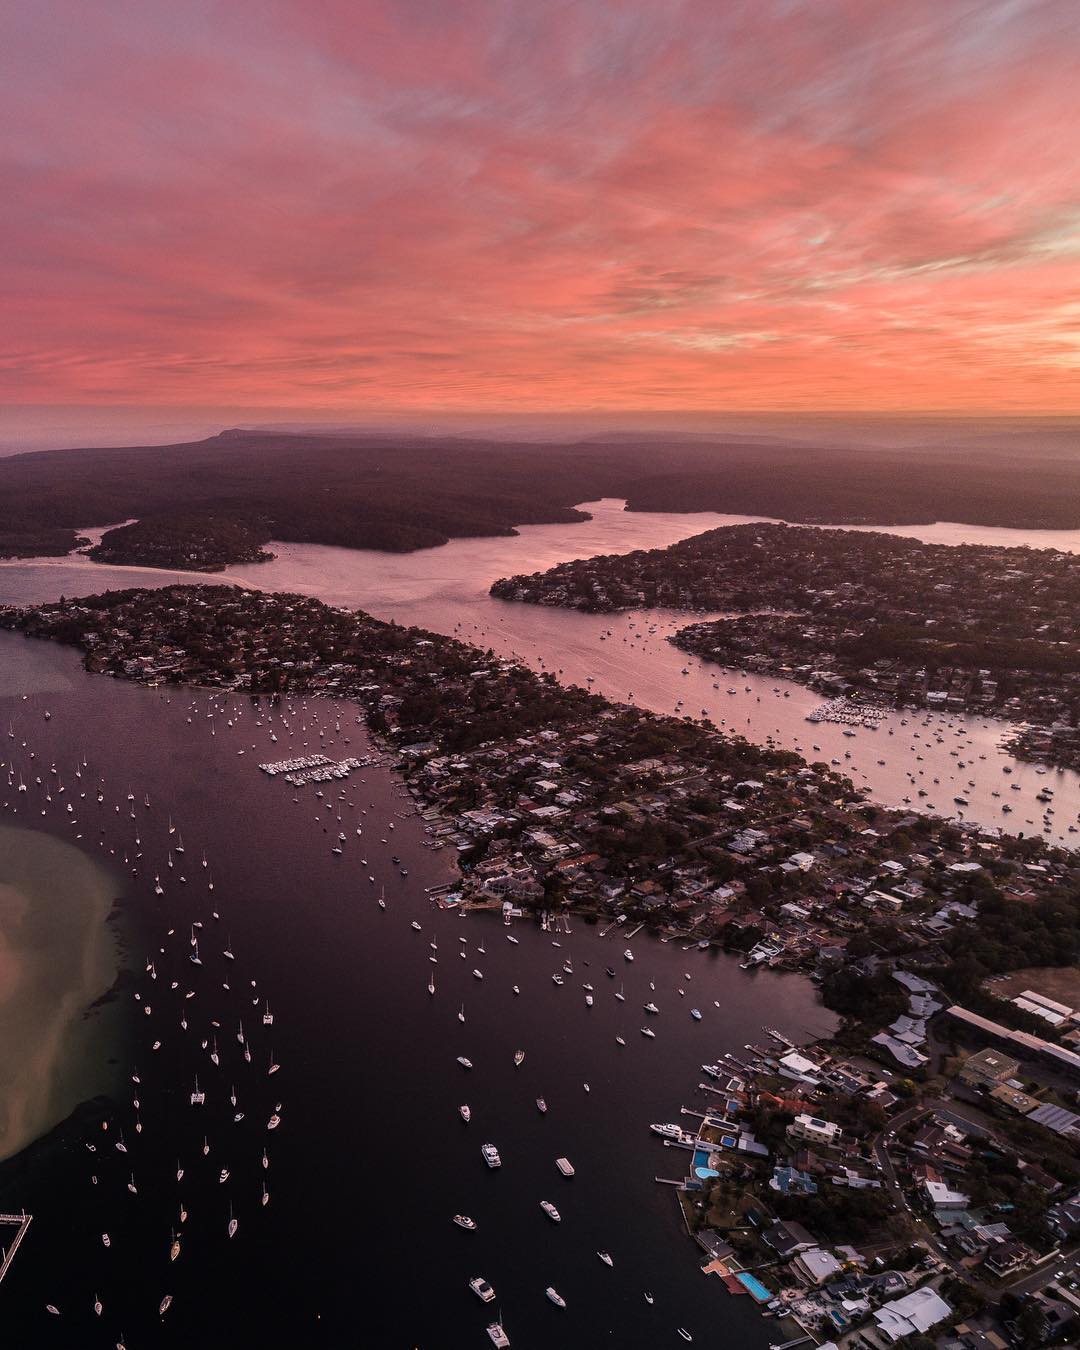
<box><xmin>0</xmin><ymin>633</ymin><xmax>832</xmax><ymax>1348</ymax></box>
<box><xmin>1</xmin><ymin>500</ymin><xmax>1078</xmax><ymax>1346</ymax></box>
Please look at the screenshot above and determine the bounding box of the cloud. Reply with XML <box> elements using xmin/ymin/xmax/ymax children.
<box><xmin>1</xmin><ymin>0</ymin><xmax>1078</xmax><ymax>411</ymax></box>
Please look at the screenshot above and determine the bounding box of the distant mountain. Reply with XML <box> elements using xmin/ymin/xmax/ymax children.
<box><xmin>1</xmin><ymin>427</ymin><xmax>1077</xmax><ymax>568</ymax></box>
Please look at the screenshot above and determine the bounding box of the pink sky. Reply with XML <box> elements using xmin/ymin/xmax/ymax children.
<box><xmin>3</xmin><ymin>0</ymin><xmax>1079</xmax><ymax>414</ymax></box>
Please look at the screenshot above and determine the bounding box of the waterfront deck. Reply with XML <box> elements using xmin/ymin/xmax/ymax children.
<box><xmin>0</xmin><ymin>1212</ymin><xmax>32</xmax><ymax>1286</ymax></box>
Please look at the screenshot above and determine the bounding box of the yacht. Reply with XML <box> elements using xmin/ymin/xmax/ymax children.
<box><xmin>623</xmin><ymin>949</ymin><xmax>634</xmax><ymax>962</ymax></box>
<box><xmin>470</xmin><ymin>1277</ymin><xmax>496</xmax><ymax>1303</ymax></box>
<box><xmin>545</xmin><ymin>1287</ymin><xmax>566</xmax><ymax>1308</ymax></box>
<box><xmin>457</xmin><ymin>1056</ymin><xmax>473</xmax><ymax>1070</ymax></box>
<box><xmin>482</xmin><ymin>1143</ymin><xmax>502</xmax><ymax>1169</ymax></box>
<box><xmin>540</xmin><ymin>1200</ymin><xmax>561</xmax><ymax>1222</ymax></box>
<box><xmin>650</xmin><ymin>1123</ymin><xmax>684</xmax><ymax>1139</ymax></box>
<box><xmin>453</xmin><ymin>1215</ymin><xmax>477</xmax><ymax>1231</ymax></box>
<box><xmin>643</xmin><ymin>1002</ymin><xmax>659</xmax><ymax>1014</ymax></box>
<box><xmin>690</xmin><ymin>1008</ymin><xmax>702</xmax><ymax>1020</ymax></box>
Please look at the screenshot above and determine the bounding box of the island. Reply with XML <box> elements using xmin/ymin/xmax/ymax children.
<box><xmin>491</xmin><ymin>522</ymin><xmax>1080</xmax><ymax>770</ymax></box>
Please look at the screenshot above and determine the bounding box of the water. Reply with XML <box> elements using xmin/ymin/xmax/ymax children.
<box><xmin>2</xmin><ymin>499</ymin><xmax>1079</xmax><ymax>1344</ymax></box>
<box><xmin>0</xmin><ymin>635</ymin><xmax>831</xmax><ymax>1347</ymax></box>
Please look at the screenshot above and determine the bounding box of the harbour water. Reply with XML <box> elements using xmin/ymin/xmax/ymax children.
<box><xmin>0</xmin><ymin>635</ymin><xmax>832</xmax><ymax>1346</ymax></box>
<box><xmin>2</xmin><ymin>499</ymin><xmax>1079</xmax><ymax>1344</ymax></box>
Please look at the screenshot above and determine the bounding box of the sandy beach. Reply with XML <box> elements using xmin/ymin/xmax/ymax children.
<box><xmin>0</xmin><ymin>825</ymin><xmax>122</xmax><ymax>1160</ymax></box>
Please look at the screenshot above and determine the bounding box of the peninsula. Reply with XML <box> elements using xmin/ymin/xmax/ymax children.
<box><xmin>491</xmin><ymin>523</ymin><xmax>1080</xmax><ymax>770</ymax></box>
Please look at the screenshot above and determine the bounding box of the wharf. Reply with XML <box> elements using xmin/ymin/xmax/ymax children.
<box><xmin>0</xmin><ymin>1212</ymin><xmax>32</xmax><ymax>1286</ymax></box>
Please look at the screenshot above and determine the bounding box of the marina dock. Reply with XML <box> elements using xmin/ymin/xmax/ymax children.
<box><xmin>0</xmin><ymin>1212</ymin><xmax>32</xmax><ymax>1286</ymax></box>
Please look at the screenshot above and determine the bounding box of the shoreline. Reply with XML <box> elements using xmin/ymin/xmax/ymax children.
<box><xmin>0</xmin><ymin>825</ymin><xmax>126</xmax><ymax>1161</ymax></box>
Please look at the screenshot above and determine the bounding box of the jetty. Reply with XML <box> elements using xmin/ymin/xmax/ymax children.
<box><xmin>0</xmin><ymin>1212</ymin><xmax>32</xmax><ymax>1286</ymax></box>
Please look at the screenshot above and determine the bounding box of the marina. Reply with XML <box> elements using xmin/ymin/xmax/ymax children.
<box><xmin>0</xmin><ymin>628</ymin><xmax>829</xmax><ymax>1346</ymax></box>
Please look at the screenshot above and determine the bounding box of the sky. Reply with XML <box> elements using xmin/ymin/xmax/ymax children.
<box><xmin>3</xmin><ymin>0</ymin><xmax>1080</xmax><ymax>419</ymax></box>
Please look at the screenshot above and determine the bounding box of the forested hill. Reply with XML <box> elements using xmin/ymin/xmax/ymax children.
<box><xmin>1</xmin><ymin>429</ymin><xmax>1078</xmax><ymax>569</ymax></box>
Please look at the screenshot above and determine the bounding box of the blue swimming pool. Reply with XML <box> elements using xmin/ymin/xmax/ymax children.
<box><xmin>735</xmin><ymin>1273</ymin><xmax>772</xmax><ymax>1302</ymax></box>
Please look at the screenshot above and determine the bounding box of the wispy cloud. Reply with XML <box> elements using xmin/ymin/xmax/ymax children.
<box><xmin>1</xmin><ymin>0</ymin><xmax>1078</xmax><ymax>410</ymax></box>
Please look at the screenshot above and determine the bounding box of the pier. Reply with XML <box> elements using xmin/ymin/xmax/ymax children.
<box><xmin>0</xmin><ymin>1212</ymin><xmax>32</xmax><ymax>1286</ymax></box>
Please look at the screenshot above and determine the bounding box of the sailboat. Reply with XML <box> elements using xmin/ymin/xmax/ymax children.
<box><xmin>458</xmin><ymin>1004</ymin><xmax>466</xmax><ymax>1023</ymax></box>
<box><xmin>227</xmin><ymin>1204</ymin><xmax>238</xmax><ymax>1239</ymax></box>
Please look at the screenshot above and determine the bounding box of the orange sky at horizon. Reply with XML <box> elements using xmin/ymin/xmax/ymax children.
<box><xmin>4</xmin><ymin>1</ymin><xmax>1080</xmax><ymax>414</ymax></box>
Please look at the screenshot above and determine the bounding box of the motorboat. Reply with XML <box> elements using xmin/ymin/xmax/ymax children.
<box><xmin>513</xmin><ymin>1049</ymin><xmax>525</xmax><ymax>1067</ymax></box>
<box><xmin>540</xmin><ymin>1200</ymin><xmax>561</xmax><ymax>1222</ymax></box>
<box><xmin>453</xmin><ymin>1215</ymin><xmax>477</xmax><ymax>1231</ymax></box>
<box><xmin>460</xmin><ymin>1104</ymin><xmax>471</xmax><ymax>1123</ymax></box>
<box><xmin>555</xmin><ymin>1157</ymin><xmax>575</xmax><ymax>1177</ymax></box>
<box><xmin>470</xmin><ymin>1277</ymin><xmax>496</xmax><ymax>1303</ymax></box>
<box><xmin>598</xmin><ymin>1251</ymin><xmax>614</xmax><ymax>1267</ymax></box>
<box><xmin>457</xmin><ymin>1056</ymin><xmax>473</xmax><ymax>1070</ymax></box>
<box><xmin>546</xmin><ymin>1287</ymin><xmax>566</xmax><ymax>1308</ymax></box>
<box><xmin>482</xmin><ymin>1143</ymin><xmax>502</xmax><ymax>1169</ymax></box>
<box><xmin>536</xmin><ymin>1097</ymin><xmax>547</xmax><ymax>1113</ymax></box>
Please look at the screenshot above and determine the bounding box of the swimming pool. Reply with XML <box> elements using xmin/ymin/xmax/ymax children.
<box><xmin>735</xmin><ymin>1273</ymin><xmax>772</xmax><ymax>1302</ymax></box>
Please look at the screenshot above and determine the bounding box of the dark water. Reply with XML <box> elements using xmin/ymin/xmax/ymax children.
<box><xmin>0</xmin><ymin>631</ymin><xmax>833</xmax><ymax>1348</ymax></box>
